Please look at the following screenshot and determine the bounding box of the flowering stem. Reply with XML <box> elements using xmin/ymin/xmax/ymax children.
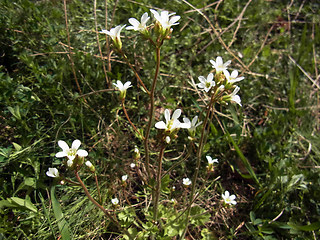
<box><xmin>144</xmin><ymin>46</ymin><xmax>161</xmax><ymax>181</ymax></box>
<box><xmin>94</xmin><ymin>173</ymin><xmax>102</xmax><ymax>203</ymax></box>
<box><xmin>180</xmin><ymin>91</ymin><xmax>217</xmax><ymax>239</ymax></box>
<box><xmin>74</xmin><ymin>171</ymin><xmax>131</xmax><ymax>238</ymax></box>
<box><xmin>153</xmin><ymin>145</ymin><xmax>165</xmax><ymax>223</ymax></box>
<box><xmin>121</xmin><ymin>99</ymin><xmax>144</xmax><ymax>139</ymax></box>
<box><xmin>119</xmin><ymin>50</ymin><xmax>150</xmax><ymax>95</ymax></box>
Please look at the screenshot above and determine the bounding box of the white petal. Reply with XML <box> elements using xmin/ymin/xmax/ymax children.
<box><xmin>224</xmin><ymin>191</ymin><xmax>230</xmax><ymax>198</ymax></box>
<box><xmin>207</xmin><ymin>73</ymin><xmax>214</xmax><ymax>81</ymax></box>
<box><xmin>198</xmin><ymin>83</ymin><xmax>205</xmax><ymax>88</ymax></box>
<box><xmin>231</xmin><ymin>70</ymin><xmax>238</xmax><ymax>78</ymax></box>
<box><xmin>224</xmin><ymin>60</ymin><xmax>231</xmax><ymax>67</ymax></box>
<box><xmin>72</xmin><ymin>139</ymin><xmax>81</xmax><ymax>150</ymax></box>
<box><xmin>77</xmin><ymin>149</ymin><xmax>88</xmax><ymax>157</ymax></box>
<box><xmin>171</xmin><ymin>119</ymin><xmax>181</xmax><ymax>130</ymax></box>
<box><xmin>206</xmin><ymin>156</ymin><xmax>212</xmax><ymax>162</ymax></box>
<box><xmin>164</xmin><ymin>109</ymin><xmax>171</xmax><ymax>124</ymax></box>
<box><xmin>55</xmin><ymin>151</ymin><xmax>67</xmax><ymax>158</ymax></box>
<box><xmin>58</xmin><ymin>140</ymin><xmax>69</xmax><ymax>152</ymax></box>
<box><xmin>223</xmin><ymin>69</ymin><xmax>230</xmax><ymax>79</ymax></box>
<box><xmin>169</xmin><ymin>15</ymin><xmax>180</xmax><ymax>24</ymax></box>
<box><xmin>179</xmin><ymin>122</ymin><xmax>191</xmax><ymax>129</ymax></box>
<box><xmin>198</xmin><ymin>76</ymin><xmax>206</xmax><ymax>83</ymax></box>
<box><xmin>231</xmin><ymin>95</ymin><xmax>242</xmax><ymax>106</ymax></box>
<box><xmin>192</xmin><ymin>116</ymin><xmax>198</xmax><ymax>126</ymax></box>
<box><xmin>210</xmin><ymin>59</ymin><xmax>216</xmax><ymax>66</ymax></box>
<box><xmin>216</xmin><ymin>56</ymin><xmax>223</xmax><ymax>66</ymax></box>
<box><xmin>150</xmin><ymin>9</ymin><xmax>160</xmax><ymax>19</ymax></box>
<box><xmin>128</xmin><ymin>18</ymin><xmax>140</xmax><ymax>28</ymax></box>
<box><xmin>172</xmin><ymin>109</ymin><xmax>181</xmax><ymax>120</ymax></box>
<box><xmin>141</xmin><ymin>12</ymin><xmax>150</xmax><ymax>24</ymax></box>
<box><xmin>123</xmin><ymin>81</ymin><xmax>132</xmax><ymax>89</ymax></box>
<box><xmin>155</xmin><ymin>121</ymin><xmax>167</xmax><ymax>129</ymax></box>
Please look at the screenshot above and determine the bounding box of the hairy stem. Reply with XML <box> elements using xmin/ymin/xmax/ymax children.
<box><xmin>94</xmin><ymin>173</ymin><xmax>102</xmax><ymax>203</ymax></box>
<box><xmin>144</xmin><ymin>46</ymin><xmax>161</xmax><ymax>181</ymax></box>
<box><xmin>153</xmin><ymin>146</ymin><xmax>165</xmax><ymax>223</ymax></box>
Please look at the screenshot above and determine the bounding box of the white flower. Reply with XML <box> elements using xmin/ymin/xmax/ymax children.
<box><xmin>134</xmin><ymin>146</ymin><xmax>139</xmax><ymax>154</ymax></box>
<box><xmin>155</xmin><ymin>109</ymin><xmax>189</xmax><ymax>132</ymax></box>
<box><xmin>130</xmin><ymin>163</ymin><xmax>136</xmax><ymax>168</ymax></box>
<box><xmin>183</xmin><ymin>177</ymin><xmax>192</xmax><ymax>186</ymax></box>
<box><xmin>222</xmin><ymin>190</ymin><xmax>237</xmax><ymax>205</ymax></box>
<box><xmin>100</xmin><ymin>25</ymin><xmax>126</xmax><ymax>42</ymax></box>
<box><xmin>224</xmin><ymin>70</ymin><xmax>244</xmax><ymax>84</ymax></box>
<box><xmin>55</xmin><ymin>140</ymin><xmax>88</xmax><ymax>161</ymax></box>
<box><xmin>197</xmin><ymin>73</ymin><xmax>216</xmax><ymax>92</ymax></box>
<box><xmin>210</xmin><ymin>56</ymin><xmax>231</xmax><ymax>73</ymax></box>
<box><xmin>230</xmin><ymin>86</ymin><xmax>242</xmax><ymax>106</ymax></box>
<box><xmin>111</xmin><ymin>198</ymin><xmax>119</xmax><ymax>205</ymax></box>
<box><xmin>150</xmin><ymin>9</ymin><xmax>180</xmax><ymax>31</ymax></box>
<box><xmin>165</xmin><ymin>136</ymin><xmax>171</xmax><ymax>143</ymax></box>
<box><xmin>122</xmin><ymin>175</ymin><xmax>128</xmax><ymax>181</ymax></box>
<box><xmin>126</xmin><ymin>12</ymin><xmax>150</xmax><ymax>32</ymax></box>
<box><xmin>46</xmin><ymin>168</ymin><xmax>59</xmax><ymax>178</ymax></box>
<box><xmin>183</xmin><ymin>116</ymin><xmax>202</xmax><ymax>133</ymax></box>
<box><xmin>113</xmin><ymin>80</ymin><xmax>132</xmax><ymax>92</ymax></box>
<box><xmin>206</xmin><ymin>156</ymin><xmax>218</xmax><ymax>165</ymax></box>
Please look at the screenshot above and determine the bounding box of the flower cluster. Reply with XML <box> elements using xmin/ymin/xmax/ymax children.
<box><xmin>100</xmin><ymin>9</ymin><xmax>180</xmax><ymax>49</ymax></box>
<box><xmin>46</xmin><ymin>139</ymin><xmax>91</xmax><ymax>178</ymax></box>
<box><xmin>155</xmin><ymin>109</ymin><xmax>193</xmax><ymax>144</ymax></box>
<box><xmin>197</xmin><ymin>56</ymin><xmax>244</xmax><ymax>107</ymax></box>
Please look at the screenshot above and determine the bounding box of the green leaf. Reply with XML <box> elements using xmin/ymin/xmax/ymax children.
<box><xmin>225</xmin><ymin>130</ymin><xmax>260</xmax><ymax>186</ymax></box>
<box><xmin>288</xmin><ymin>221</ymin><xmax>320</xmax><ymax>231</ymax></box>
<box><xmin>12</xmin><ymin>142</ymin><xmax>22</xmax><ymax>151</ymax></box>
<box><xmin>10</xmin><ymin>197</ymin><xmax>37</xmax><ymax>212</ymax></box>
<box><xmin>51</xmin><ymin>186</ymin><xmax>73</xmax><ymax>240</ymax></box>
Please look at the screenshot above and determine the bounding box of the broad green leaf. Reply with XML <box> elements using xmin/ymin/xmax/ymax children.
<box><xmin>10</xmin><ymin>197</ymin><xmax>37</xmax><ymax>212</ymax></box>
<box><xmin>51</xmin><ymin>186</ymin><xmax>72</xmax><ymax>240</ymax></box>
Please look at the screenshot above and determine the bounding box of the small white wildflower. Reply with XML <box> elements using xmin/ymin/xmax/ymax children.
<box><xmin>183</xmin><ymin>116</ymin><xmax>202</xmax><ymax>133</ymax></box>
<box><xmin>155</xmin><ymin>109</ymin><xmax>189</xmax><ymax>132</ymax></box>
<box><xmin>122</xmin><ymin>175</ymin><xmax>128</xmax><ymax>182</ymax></box>
<box><xmin>230</xmin><ymin>86</ymin><xmax>242</xmax><ymax>106</ymax></box>
<box><xmin>46</xmin><ymin>168</ymin><xmax>59</xmax><ymax>178</ymax></box>
<box><xmin>224</xmin><ymin>70</ymin><xmax>244</xmax><ymax>84</ymax></box>
<box><xmin>206</xmin><ymin>156</ymin><xmax>219</xmax><ymax>165</ymax></box>
<box><xmin>165</xmin><ymin>136</ymin><xmax>171</xmax><ymax>144</ymax></box>
<box><xmin>55</xmin><ymin>140</ymin><xmax>88</xmax><ymax>162</ymax></box>
<box><xmin>130</xmin><ymin>163</ymin><xmax>136</xmax><ymax>168</ymax></box>
<box><xmin>150</xmin><ymin>9</ymin><xmax>180</xmax><ymax>32</ymax></box>
<box><xmin>100</xmin><ymin>25</ymin><xmax>126</xmax><ymax>49</ymax></box>
<box><xmin>222</xmin><ymin>190</ymin><xmax>237</xmax><ymax>205</ymax></box>
<box><xmin>197</xmin><ymin>73</ymin><xmax>216</xmax><ymax>92</ymax></box>
<box><xmin>126</xmin><ymin>12</ymin><xmax>150</xmax><ymax>32</ymax></box>
<box><xmin>111</xmin><ymin>198</ymin><xmax>119</xmax><ymax>205</ymax></box>
<box><xmin>113</xmin><ymin>80</ymin><xmax>132</xmax><ymax>99</ymax></box>
<box><xmin>183</xmin><ymin>178</ymin><xmax>192</xmax><ymax>186</ymax></box>
<box><xmin>210</xmin><ymin>56</ymin><xmax>231</xmax><ymax>73</ymax></box>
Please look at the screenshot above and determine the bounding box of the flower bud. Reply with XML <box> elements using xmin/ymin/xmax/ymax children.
<box><xmin>85</xmin><ymin>161</ymin><xmax>95</xmax><ymax>172</ymax></box>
